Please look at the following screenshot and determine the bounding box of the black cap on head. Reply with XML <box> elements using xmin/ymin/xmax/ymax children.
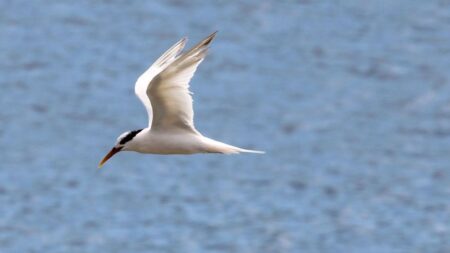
<box><xmin>120</xmin><ymin>129</ymin><xmax>143</xmax><ymax>145</ymax></box>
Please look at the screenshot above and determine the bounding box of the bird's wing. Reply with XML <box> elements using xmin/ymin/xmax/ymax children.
<box><xmin>134</xmin><ymin>37</ymin><xmax>187</xmax><ymax>126</ymax></box>
<box><xmin>147</xmin><ymin>32</ymin><xmax>217</xmax><ymax>133</ymax></box>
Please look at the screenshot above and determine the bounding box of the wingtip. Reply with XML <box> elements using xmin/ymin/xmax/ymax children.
<box><xmin>178</xmin><ymin>37</ymin><xmax>188</xmax><ymax>48</ymax></box>
<box><xmin>204</xmin><ymin>31</ymin><xmax>218</xmax><ymax>45</ymax></box>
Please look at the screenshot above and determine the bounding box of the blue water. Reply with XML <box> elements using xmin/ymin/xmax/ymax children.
<box><xmin>1</xmin><ymin>1</ymin><xmax>450</xmax><ymax>252</ymax></box>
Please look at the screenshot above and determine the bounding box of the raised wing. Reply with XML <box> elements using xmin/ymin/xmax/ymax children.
<box><xmin>134</xmin><ymin>37</ymin><xmax>187</xmax><ymax>126</ymax></box>
<box><xmin>147</xmin><ymin>32</ymin><xmax>217</xmax><ymax>133</ymax></box>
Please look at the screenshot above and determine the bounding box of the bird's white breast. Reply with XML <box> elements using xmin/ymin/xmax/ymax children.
<box><xmin>126</xmin><ymin>128</ymin><xmax>207</xmax><ymax>154</ymax></box>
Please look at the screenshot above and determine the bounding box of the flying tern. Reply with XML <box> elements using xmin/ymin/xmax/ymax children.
<box><xmin>99</xmin><ymin>32</ymin><xmax>263</xmax><ymax>167</ymax></box>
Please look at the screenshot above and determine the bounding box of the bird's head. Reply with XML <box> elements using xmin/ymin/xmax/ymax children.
<box><xmin>98</xmin><ymin>129</ymin><xmax>143</xmax><ymax>168</ymax></box>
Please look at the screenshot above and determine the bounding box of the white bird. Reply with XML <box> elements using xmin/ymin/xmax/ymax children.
<box><xmin>99</xmin><ymin>32</ymin><xmax>264</xmax><ymax>168</ymax></box>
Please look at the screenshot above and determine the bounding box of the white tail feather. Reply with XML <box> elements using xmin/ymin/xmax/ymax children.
<box><xmin>237</xmin><ymin>148</ymin><xmax>265</xmax><ymax>154</ymax></box>
<box><xmin>202</xmin><ymin>137</ymin><xmax>264</xmax><ymax>154</ymax></box>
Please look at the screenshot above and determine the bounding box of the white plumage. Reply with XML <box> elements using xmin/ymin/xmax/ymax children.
<box><xmin>99</xmin><ymin>32</ymin><xmax>263</xmax><ymax>167</ymax></box>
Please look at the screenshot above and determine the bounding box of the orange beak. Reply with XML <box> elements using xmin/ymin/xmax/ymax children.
<box><xmin>98</xmin><ymin>147</ymin><xmax>122</xmax><ymax>168</ymax></box>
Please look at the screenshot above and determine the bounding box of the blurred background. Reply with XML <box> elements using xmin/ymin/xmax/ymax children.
<box><xmin>1</xmin><ymin>0</ymin><xmax>450</xmax><ymax>252</ymax></box>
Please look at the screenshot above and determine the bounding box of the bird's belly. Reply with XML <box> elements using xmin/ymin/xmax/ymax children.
<box><xmin>133</xmin><ymin>134</ymin><xmax>206</xmax><ymax>154</ymax></box>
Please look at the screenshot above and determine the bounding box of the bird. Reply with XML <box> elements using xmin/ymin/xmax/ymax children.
<box><xmin>98</xmin><ymin>32</ymin><xmax>264</xmax><ymax>168</ymax></box>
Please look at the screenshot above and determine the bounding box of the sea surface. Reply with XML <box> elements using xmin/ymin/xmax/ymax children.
<box><xmin>1</xmin><ymin>1</ymin><xmax>450</xmax><ymax>252</ymax></box>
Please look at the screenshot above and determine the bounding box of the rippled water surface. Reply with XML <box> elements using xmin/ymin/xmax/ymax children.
<box><xmin>1</xmin><ymin>1</ymin><xmax>450</xmax><ymax>252</ymax></box>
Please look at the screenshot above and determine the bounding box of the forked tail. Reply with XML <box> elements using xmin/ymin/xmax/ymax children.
<box><xmin>202</xmin><ymin>137</ymin><xmax>265</xmax><ymax>154</ymax></box>
<box><xmin>237</xmin><ymin>148</ymin><xmax>265</xmax><ymax>154</ymax></box>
